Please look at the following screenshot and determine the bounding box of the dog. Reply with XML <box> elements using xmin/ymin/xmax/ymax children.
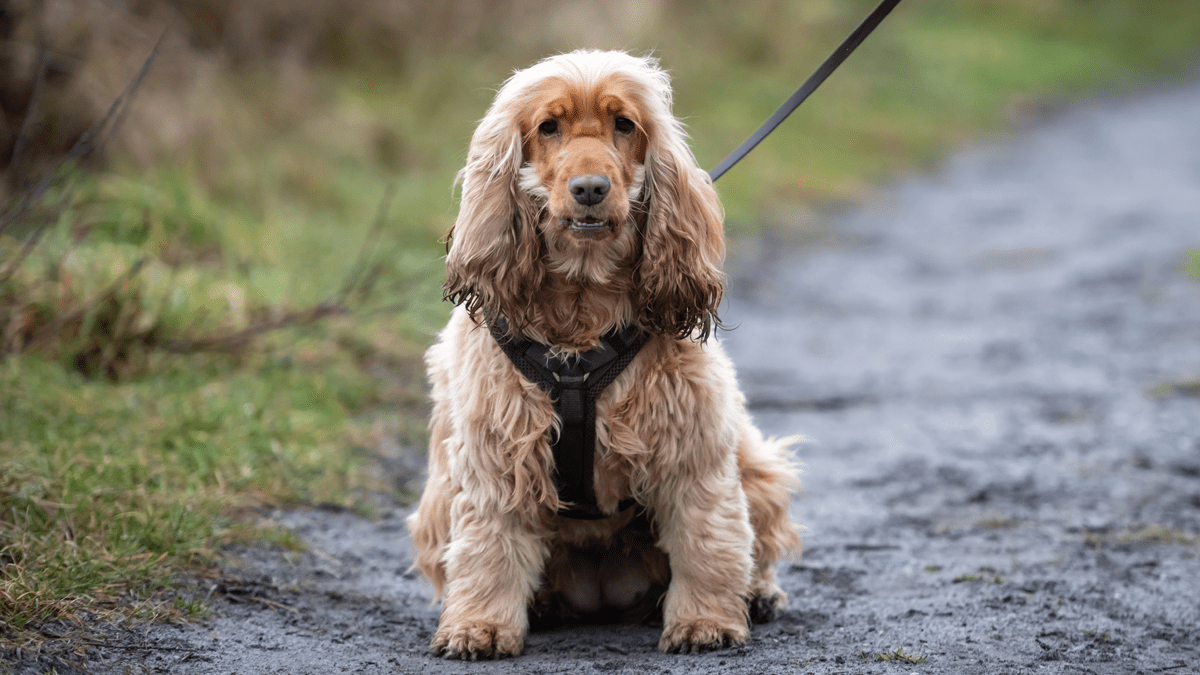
<box><xmin>407</xmin><ymin>49</ymin><xmax>801</xmax><ymax>659</ymax></box>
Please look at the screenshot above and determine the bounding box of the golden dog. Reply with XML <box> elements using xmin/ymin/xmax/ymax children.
<box><xmin>408</xmin><ymin>49</ymin><xmax>801</xmax><ymax>659</ymax></box>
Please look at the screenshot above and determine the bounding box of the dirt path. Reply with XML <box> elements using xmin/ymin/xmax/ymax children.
<box><xmin>25</xmin><ymin>75</ymin><xmax>1200</xmax><ymax>674</ymax></box>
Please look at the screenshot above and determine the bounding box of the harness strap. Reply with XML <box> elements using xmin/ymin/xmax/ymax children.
<box><xmin>491</xmin><ymin>318</ymin><xmax>644</xmax><ymax>519</ymax></box>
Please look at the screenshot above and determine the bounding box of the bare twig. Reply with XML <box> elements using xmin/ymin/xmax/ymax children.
<box><xmin>158</xmin><ymin>301</ymin><xmax>349</xmax><ymax>354</ymax></box>
<box><xmin>337</xmin><ymin>183</ymin><xmax>396</xmax><ymax>305</ymax></box>
<box><xmin>354</xmin><ymin>298</ymin><xmax>413</xmax><ymax>319</ymax></box>
<box><xmin>6</xmin><ymin>50</ymin><xmax>49</xmax><ymax>175</ymax></box>
<box><xmin>0</xmin><ymin>28</ymin><xmax>166</xmax><ymax>249</ymax></box>
<box><xmin>0</xmin><ymin>30</ymin><xmax>418</xmax><ymax>363</ymax></box>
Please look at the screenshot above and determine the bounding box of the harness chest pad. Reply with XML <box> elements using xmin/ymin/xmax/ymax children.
<box><xmin>489</xmin><ymin>318</ymin><xmax>644</xmax><ymax>519</ymax></box>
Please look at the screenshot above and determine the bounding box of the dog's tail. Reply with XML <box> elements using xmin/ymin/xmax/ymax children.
<box><xmin>740</xmin><ymin>434</ymin><xmax>805</xmax><ymax>566</ymax></box>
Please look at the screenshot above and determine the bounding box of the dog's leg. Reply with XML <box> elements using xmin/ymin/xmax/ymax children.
<box><xmin>431</xmin><ymin>495</ymin><xmax>547</xmax><ymax>659</ymax></box>
<box><xmin>739</xmin><ymin>431</ymin><xmax>802</xmax><ymax>623</ymax></box>
<box><xmin>653</xmin><ymin>458</ymin><xmax>754</xmax><ymax>653</ymax></box>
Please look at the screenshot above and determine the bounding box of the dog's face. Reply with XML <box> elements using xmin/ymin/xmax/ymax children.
<box><xmin>520</xmin><ymin>76</ymin><xmax>647</xmax><ymax>240</ymax></box>
<box><xmin>517</xmin><ymin>76</ymin><xmax>648</xmax><ymax>279</ymax></box>
<box><xmin>444</xmin><ymin>51</ymin><xmax>726</xmax><ymax>341</ymax></box>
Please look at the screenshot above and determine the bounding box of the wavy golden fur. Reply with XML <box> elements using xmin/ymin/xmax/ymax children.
<box><xmin>408</xmin><ymin>50</ymin><xmax>802</xmax><ymax>659</ymax></box>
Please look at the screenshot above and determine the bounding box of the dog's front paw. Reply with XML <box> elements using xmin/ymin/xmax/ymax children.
<box><xmin>748</xmin><ymin>586</ymin><xmax>788</xmax><ymax>624</ymax></box>
<box><xmin>431</xmin><ymin>620</ymin><xmax>523</xmax><ymax>660</ymax></box>
<box><xmin>658</xmin><ymin>619</ymin><xmax>748</xmax><ymax>654</ymax></box>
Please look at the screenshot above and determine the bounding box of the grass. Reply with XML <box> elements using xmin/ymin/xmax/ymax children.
<box><xmin>675</xmin><ymin>0</ymin><xmax>1200</xmax><ymax>226</ymax></box>
<box><xmin>3</xmin><ymin>0</ymin><xmax>1200</xmax><ymax>658</ymax></box>
<box><xmin>1184</xmin><ymin>249</ymin><xmax>1200</xmax><ymax>280</ymax></box>
<box><xmin>1</xmin><ymin>173</ymin><xmax>435</xmax><ymax>654</ymax></box>
<box><xmin>976</xmin><ymin>516</ymin><xmax>1022</xmax><ymax>531</ymax></box>
<box><xmin>0</xmin><ymin>331</ymin><xmax>426</xmax><ymax>649</ymax></box>
<box><xmin>953</xmin><ymin>570</ymin><xmax>1004</xmax><ymax>584</ymax></box>
<box><xmin>1146</xmin><ymin>377</ymin><xmax>1200</xmax><ymax>401</ymax></box>
<box><xmin>1083</xmin><ymin>524</ymin><xmax>1199</xmax><ymax>549</ymax></box>
<box><xmin>860</xmin><ymin>647</ymin><xmax>927</xmax><ymax>664</ymax></box>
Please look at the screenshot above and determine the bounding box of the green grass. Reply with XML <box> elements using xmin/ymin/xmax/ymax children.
<box><xmin>953</xmin><ymin>570</ymin><xmax>1004</xmax><ymax>585</ymax></box>
<box><xmin>4</xmin><ymin>0</ymin><xmax>1200</xmax><ymax>656</ymax></box>
<box><xmin>1146</xmin><ymin>377</ymin><xmax>1200</xmax><ymax>401</ymax></box>
<box><xmin>0</xmin><ymin>334</ymin><xmax>426</xmax><ymax>645</ymax></box>
<box><xmin>671</xmin><ymin>0</ymin><xmax>1200</xmax><ymax>227</ymax></box>
<box><xmin>861</xmin><ymin>647</ymin><xmax>927</xmax><ymax>664</ymax></box>
<box><xmin>1</xmin><ymin>173</ymin><xmax>436</xmax><ymax>652</ymax></box>
<box><xmin>1185</xmin><ymin>249</ymin><xmax>1200</xmax><ymax>279</ymax></box>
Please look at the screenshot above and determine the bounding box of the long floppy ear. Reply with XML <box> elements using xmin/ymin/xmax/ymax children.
<box><xmin>636</xmin><ymin>115</ymin><xmax>726</xmax><ymax>341</ymax></box>
<box><xmin>443</xmin><ymin>96</ymin><xmax>544</xmax><ymax>329</ymax></box>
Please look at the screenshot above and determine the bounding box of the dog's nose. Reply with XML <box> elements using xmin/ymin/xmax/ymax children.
<box><xmin>569</xmin><ymin>175</ymin><xmax>611</xmax><ymax>206</ymax></box>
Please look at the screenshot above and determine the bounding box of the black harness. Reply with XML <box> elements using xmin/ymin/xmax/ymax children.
<box><xmin>490</xmin><ymin>318</ymin><xmax>645</xmax><ymax>519</ymax></box>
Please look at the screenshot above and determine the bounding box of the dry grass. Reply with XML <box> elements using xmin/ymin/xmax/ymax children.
<box><xmin>1084</xmin><ymin>524</ymin><xmax>1199</xmax><ymax>549</ymax></box>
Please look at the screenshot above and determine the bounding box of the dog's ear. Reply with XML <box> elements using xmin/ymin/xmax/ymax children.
<box><xmin>636</xmin><ymin>120</ymin><xmax>726</xmax><ymax>341</ymax></box>
<box><xmin>443</xmin><ymin>98</ymin><xmax>544</xmax><ymax>329</ymax></box>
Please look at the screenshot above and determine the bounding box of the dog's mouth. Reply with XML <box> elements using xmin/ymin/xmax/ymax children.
<box><xmin>559</xmin><ymin>217</ymin><xmax>615</xmax><ymax>234</ymax></box>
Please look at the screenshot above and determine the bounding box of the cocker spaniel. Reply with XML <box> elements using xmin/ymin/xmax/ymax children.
<box><xmin>408</xmin><ymin>49</ymin><xmax>802</xmax><ymax>659</ymax></box>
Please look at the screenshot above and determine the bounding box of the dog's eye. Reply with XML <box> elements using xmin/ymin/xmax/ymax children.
<box><xmin>539</xmin><ymin>120</ymin><xmax>558</xmax><ymax>136</ymax></box>
<box><xmin>614</xmin><ymin>117</ymin><xmax>635</xmax><ymax>134</ymax></box>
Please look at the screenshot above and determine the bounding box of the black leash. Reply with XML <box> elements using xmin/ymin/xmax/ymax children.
<box><xmin>708</xmin><ymin>0</ymin><xmax>904</xmax><ymax>182</ymax></box>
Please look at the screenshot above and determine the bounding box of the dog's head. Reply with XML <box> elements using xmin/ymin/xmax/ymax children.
<box><xmin>444</xmin><ymin>50</ymin><xmax>725</xmax><ymax>341</ymax></box>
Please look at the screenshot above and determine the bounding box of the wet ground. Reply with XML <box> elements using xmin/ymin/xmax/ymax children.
<box><xmin>14</xmin><ymin>74</ymin><xmax>1200</xmax><ymax>674</ymax></box>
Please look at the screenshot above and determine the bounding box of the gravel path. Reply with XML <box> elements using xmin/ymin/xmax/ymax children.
<box><xmin>22</xmin><ymin>74</ymin><xmax>1200</xmax><ymax>675</ymax></box>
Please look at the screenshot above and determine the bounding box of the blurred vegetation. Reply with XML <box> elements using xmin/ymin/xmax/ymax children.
<box><xmin>1186</xmin><ymin>249</ymin><xmax>1200</xmax><ymax>280</ymax></box>
<box><xmin>2</xmin><ymin>0</ymin><xmax>1200</xmax><ymax>658</ymax></box>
